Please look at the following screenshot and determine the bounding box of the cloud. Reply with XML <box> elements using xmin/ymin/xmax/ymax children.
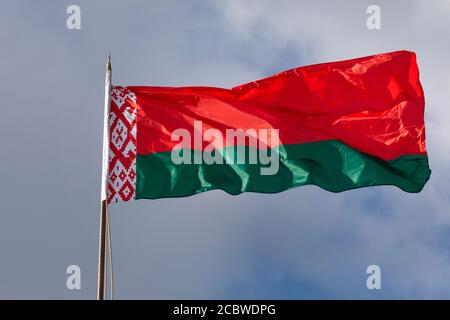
<box><xmin>209</xmin><ymin>0</ymin><xmax>450</xmax><ymax>298</ymax></box>
<box><xmin>0</xmin><ymin>0</ymin><xmax>449</xmax><ymax>299</ymax></box>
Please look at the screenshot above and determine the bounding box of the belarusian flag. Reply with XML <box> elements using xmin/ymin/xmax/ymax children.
<box><xmin>106</xmin><ymin>50</ymin><xmax>430</xmax><ymax>204</ymax></box>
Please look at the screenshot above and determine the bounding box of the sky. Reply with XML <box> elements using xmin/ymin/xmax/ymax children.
<box><xmin>0</xmin><ymin>0</ymin><xmax>450</xmax><ymax>299</ymax></box>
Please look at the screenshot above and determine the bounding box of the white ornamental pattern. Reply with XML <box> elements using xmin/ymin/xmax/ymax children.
<box><xmin>107</xmin><ymin>86</ymin><xmax>137</xmax><ymax>204</ymax></box>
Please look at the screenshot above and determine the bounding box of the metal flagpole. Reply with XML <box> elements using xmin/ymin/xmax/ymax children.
<box><xmin>98</xmin><ymin>51</ymin><xmax>112</xmax><ymax>300</ymax></box>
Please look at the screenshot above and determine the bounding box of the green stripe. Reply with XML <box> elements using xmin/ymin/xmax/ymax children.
<box><xmin>136</xmin><ymin>140</ymin><xmax>430</xmax><ymax>199</ymax></box>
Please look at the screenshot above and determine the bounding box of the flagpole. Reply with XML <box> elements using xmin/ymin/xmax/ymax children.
<box><xmin>98</xmin><ymin>51</ymin><xmax>112</xmax><ymax>300</ymax></box>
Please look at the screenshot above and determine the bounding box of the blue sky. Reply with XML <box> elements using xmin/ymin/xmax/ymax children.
<box><xmin>0</xmin><ymin>0</ymin><xmax>450</xmax><ymax>299</ymax></box>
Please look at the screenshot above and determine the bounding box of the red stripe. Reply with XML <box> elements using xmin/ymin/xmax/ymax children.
<box><xmin>129</xmin><ymin>50</ymin><xmax>426</xmax><ymax>161</ymax></box>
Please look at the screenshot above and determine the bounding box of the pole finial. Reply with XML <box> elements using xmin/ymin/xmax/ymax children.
<box><xmin>106</xmin><ymin>50</ymin><xmax>112</xmax><ymax>73</ymax></box>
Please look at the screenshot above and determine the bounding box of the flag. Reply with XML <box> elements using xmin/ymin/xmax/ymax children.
<box><xmin>106</xmin><ymin>50</ymin><xmax>430</xmax><ymax>204</ymax></box>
